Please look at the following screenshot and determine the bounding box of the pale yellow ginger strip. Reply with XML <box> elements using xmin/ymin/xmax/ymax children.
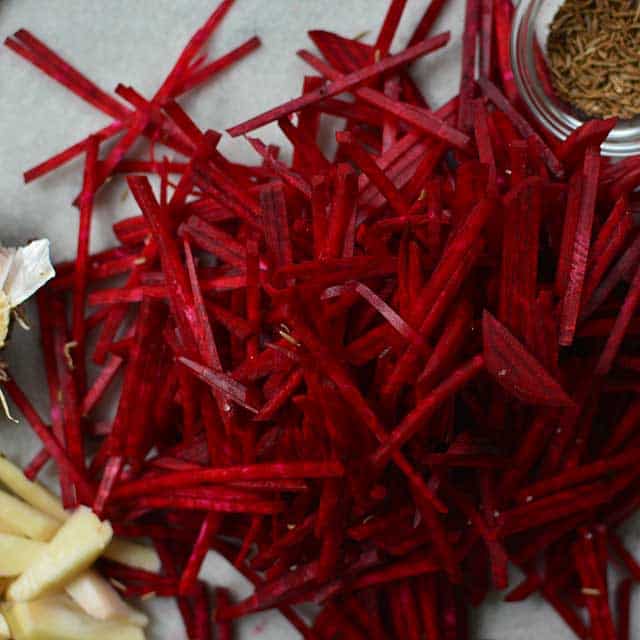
<box><xmin>7</xmin><ymin>506</ymin><xmax>112</xmax><ymax>602</ymax></box>
<box><xmin>3</xmin><ymin>595</ymin><xmax>144</xmax><ymax>640</ymax></box>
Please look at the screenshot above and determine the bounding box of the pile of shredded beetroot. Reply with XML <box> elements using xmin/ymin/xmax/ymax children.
<box><xmin>4</xmin><ymin>0</ymin><xmax>640</xmax><ymax>638</ymax></box>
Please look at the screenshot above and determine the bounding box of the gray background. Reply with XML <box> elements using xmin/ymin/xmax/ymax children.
<box><xmin>0</xmin><ymin>1</ymin><xmax>637</xmax><ymax>638</ymax></box>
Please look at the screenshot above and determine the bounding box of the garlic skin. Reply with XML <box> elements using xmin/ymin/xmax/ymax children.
<box><xmin>0</xmin><ymin>240</ymin><xmax>55</xmax><ymax>348</ymax></box>
<box><xmin>0</xmin><ymin>293</ymin><xmax>9</xmax><ymax>351</ymax></box>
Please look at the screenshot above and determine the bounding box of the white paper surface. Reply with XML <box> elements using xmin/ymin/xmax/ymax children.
<box><xmin>0</xmin><ymin>1</ymin><xmax>638</xmax><ymax>638</ymax></box>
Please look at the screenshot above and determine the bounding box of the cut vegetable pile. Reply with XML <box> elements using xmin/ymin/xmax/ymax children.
<box><xmin>3</xmin><ymin>0</ymin><xmax>640</xmax><ymax>638</ymax></box>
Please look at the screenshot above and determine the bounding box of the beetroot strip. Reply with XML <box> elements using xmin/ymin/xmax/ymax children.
<box><xmin>458</xmin><ymin>0</ymin><xmax>480</xmax><ymax>131</ymax></box>
<box><xmin>2</xmin><ymin>379</ymin><xmax>93</xmax><ymax>499</ymax></box>
<box><xmin>581</xmin><ymin>232</ymin><xmax>640</xmax><ymax>320</ymax></box>
<box><xmin>478</xmin><ymin>77</ymin><xmax>563</xmax><ymax>176</ymax></box>
<box><xmin>228</xmin><ymin>32</ymin><xmax>451</xmax><ymax>136</ymax></box>
<box><xmin>4</xmin><ymin>33</ymin><xmax>127</xmax><ymax>120</ymax></box>
<box><xmin>296</xmin><ymin>49</ymin><xmax>469</xmax><ymax>149</ymax></box>
<box><xmin>179</xmin><ymin>513</ymin><xmax>222</xmax><ymax>595</ymax></box>
<box><xmin>375</xmin><ymin>0</ymin><xmax>408</xmax><ymax>57</ymax></box>
<box><xmin>23</xmin><ymin>448</ymin><xmax>51</xmax><ymax>481</ymax></box>
<box><xmin>287</xmin><ymin>316</ymin><xmax>448</xmax><ymax>515</ymax></box>
<box><xmin>336</xmin><ymin>131</ymin><xmax>410</xmax><ymax>215</ymax></box>
<box><xmin>71</xmin><ymin>136</ymin><xmax>100</xmax><ymax>392</ymax></box>
<box><xmin>559</xmin><ymin>148</ymin><xmax>600</xmax><ymax>345</ymax></box>
<box><xmin>178</xmin><ymin>35</ymin><xmax>262</xmax><ymax>94</ymax></box>
<box><xmin>595</xmin><ymin>261</ymin><xmax>640</xmax><ymax>375</ymax></box>
<box><xmin>617</xmin><ymin>579</ymin><xmax>632</xmax><ymax>640</ymax></box>
<box><xmin>409</xmin><ymin>0</ymin><xmax>451</xmax><ymax>44</ymax></box>
<box><xmin>373</xmin><ymin>354</ymin><xmax>485</xmax><ymax>466</ymax></box>
<box><xmin>112</xmin><ymin>461</ymin><xmax>344</xmax><ymax>500</ymax></box>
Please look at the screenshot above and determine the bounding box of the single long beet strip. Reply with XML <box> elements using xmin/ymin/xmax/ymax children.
<box><xmin>10</xmin><ymin>31</ymin><xmax>128</xmax><ymax>117</ymax></box>
<box><xmin>112</xmin><ymin>461</ymin><xmax>344</xmax><ymax>500</ymax></box>
<box><xmin>559</xmin><ymin>147</ymin><xmax>600</xmax><ymax>345</ymax></box>
<box><xmin>127</xmin><ymin>495</ymin><xmax>283</xmax><ymax>514</ymax></box>
<box><xmin>493</xmin><ymin>0</ymin><xmax>518</xmax><ymax>101</ymax></box>
<box><xmin>375</xmin><ymin>0</ymin><xmax>408</xmax><ymax>57</ymax></box>
<box><xmin>179</xmin><ymin>513</ymin><xmax>222</xmax><ymax>595</ymax></box>
<box><xmin>409</xmin><ymin>0</ymin><xmax>451</xmax><ymax>44</ymax></box>
<box><xmin>473</xmin><ymin>99</ymin><xmax>497</xmax><ymax>191</ymax></box>
<box><xmin>594</xmin><ymin>261</ymin><xmax>640</xmax><ymax>375</ymax></box>
<box><xmin>228</xmin><ymin>32</ymin><xmax>450</xmax><ymax>136</ymax></box>
<box><xmin>51</xmin><ymin>297</ymin><xmax>85</xmax><ymax>496</ymax></box>
<box><xmin>293</xmin><ymin>50</ymin><xmax>467</xmax><ymax>149</ymax></box>
<box><xmin>71</xmin><ymin>137</ymin><xmax>100</xmax><ymax>394</ymax></box>
<box><xmin>479</xmin><ymin>0</ymin><xmax>493</xmax><ymax>78</ymax></box>
<box><xmin>458</xmin><ymin>0</ymin><xmax>480</xmax><ymax>131</ymax></box>
<box><xmin>381</xmin><ymin>77</ymin><xmax>401</xmax><ymax>151</ymax></box>
<box><xmin>23</xmin><ymin>121</ymin><xmax>124</xmax><ymax>183</ymax></box>
<box><xmin>4</xmin><ymin>33</ymin><xmax>128</xmax><ymax>121</ymax></box>
<box><xmin>2</xmin><ymin>378</ymin><xmax>93</xmax><ymax>499</ymax></box>
<box><xmin>254</xmin><ymin>369</ymin><xmax>304</xmax><ymax>422</ymax></box>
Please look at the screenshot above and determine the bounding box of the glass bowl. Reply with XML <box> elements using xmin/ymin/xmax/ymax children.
<box><xmin>510</xmin><ymin>0</ymin><xmax>640</xmax><ymax>157</ymax></box>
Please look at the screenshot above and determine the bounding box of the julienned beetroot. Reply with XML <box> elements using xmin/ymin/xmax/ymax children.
<box><xmin>4</xmin><ymin>0</ymin><xmax>640</xmax><ymax>638</ymax></box>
